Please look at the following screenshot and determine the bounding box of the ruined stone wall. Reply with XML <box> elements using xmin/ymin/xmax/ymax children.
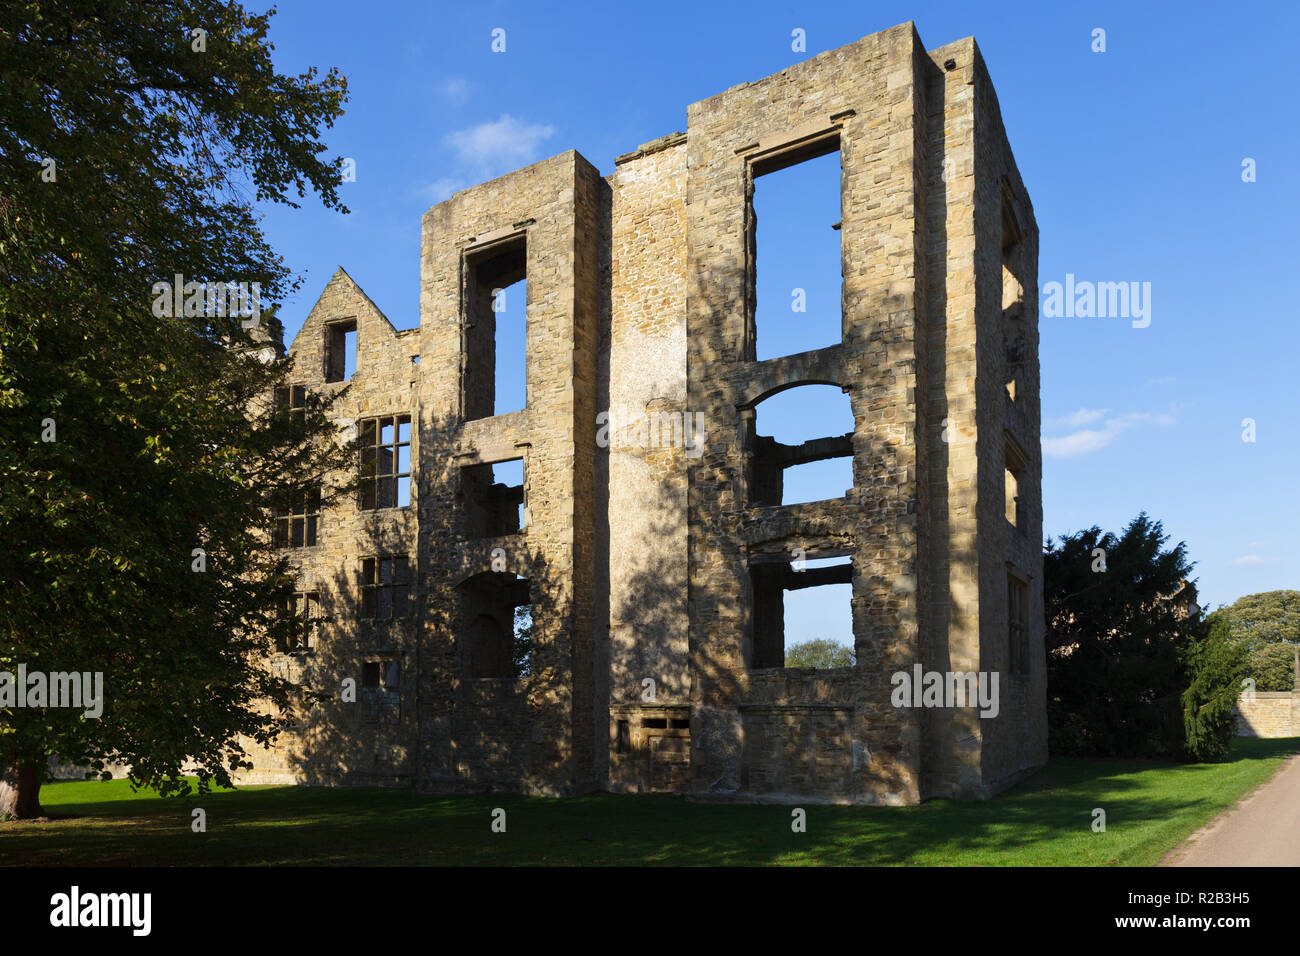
<box><xmin>970</xmin><ymin>40</ymin><xmax>1047</xmax><ymax>796</ymax></box>
<box><xmin>414</xmin><ymin>151</ymin><xmax>603</xmax><ymax>796</ymax></box>
<box><xmin>914</xmin><ymin>36</ymin><xmax>1048</xmax><ymax>800</ymax></box>
<box><xmin>685</xmin><ymin>23</ymin><xmax>931</xmax><ymax>804</ymax></box>
<box><xmin>254</xmin><ymin>21</ymin><xmax>1045</xmax><ymax>805</ymax></box>
<box><xmin>602</xmin><ymin>135</ymin><xmax>692</xmax><ymax>793</ymax></box>
<box><xmin>919</xmin><ymin>37</ymin><xmax>978</xmax><ymax>801</ymax></box>
<box><xmin>238</xmin><ymin>269</ymin><xmax>422</xmax><ymax>787</ymax></box>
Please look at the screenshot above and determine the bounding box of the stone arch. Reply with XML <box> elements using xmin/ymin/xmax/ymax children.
<box><xmin>746</xmin><ymin>383</ymin><xmax>855</xmax><ymax>507</ymax></box>
<box><xmin>458</xmin><ymin>571</ymin><xmax>530</xmax><ymax>679</ymax></box>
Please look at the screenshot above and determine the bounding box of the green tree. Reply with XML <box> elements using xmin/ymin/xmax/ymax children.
<box><xmin>1219</xmin><ymin>590</ymin><xmax>1300</xmax><ymax>648</ymax></box>
<box><xmin>1246</xmin><ymin>642</ymin><xmax>1297</xmax><ymax>693</ymax></box>
<box><xmin>785</xmin><ymin>639</ymin><xmax>855</xmax><ymax>669</ymax></box>
<box><xmin>1219</xmin><ymin>591</ymin><xmax>1300</xmax><ymax>691</ymax></box>
<box><xmin>1044</xmin><ymin>513</ymin><xmax>1196</xmax><ymax>758</ymax></box>
<box><xmin>1181</xmin><ymin>612</ymin><xmax>1248</xmax><ymax>761</ymax></box>
<box><xmin>0</xmin><ymin>1</ymin><xmax>351</xmax><ymax>818</ymax></box>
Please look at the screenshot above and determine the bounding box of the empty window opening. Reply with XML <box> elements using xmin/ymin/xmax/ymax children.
<box><xmin>641</xmin><ymin>718</ymin><xmax>668</xmax><ymax>729</ymax></box>
<box><xmin>276</xmin><ymin>590</ymin><xmax>320</xmax><ymax>653</ymax></box>
<box><xmin>359</xmin><ymin>414</ymin><xmax>412</xmax><ymax>509</ymax></box>
<box><xmin>1001</xmin><ymin>188</ymin><xmax>1025</xmax><ymax>404</ymax></box>
<box><xmin>360</xmin><ymin>555</ymin><xmax>410</xmax><ymax>620</ymax></box>
<box><xmin>361</xmin><ymin>658</ymin><xmax>401</xmax><ymax>722</ymax></box>
<box><xmin>1008</xmin><ymin>573</ymin><xmax>1028</xmax><ymax>674</ymax></box>
<box><xmin>1004</xmin><ymin>464</ymin><xmax>1020</xmax><ymax>526</ymax></box>
<box><xmin>513</xmin><ymin>604</ymin><xmax>533</xmax><ymax>679</ymax></box>
<box><xmin>749</xmin><ymin>385</ymin><xmax>854</xmax><ymax>507</ymax></box>
<box><xmin>750</xmin><ymin>554</ymin><xmax>853</xmax><ymax>669</ymax></box>
<box><xmin>361</xmin><ymin>660</ymin><xmax>400</xmax><ymax>690</ymax></box>
<box><xmin>464</xmin><ymin>236</ymin><xmax>527</xmax><ymax>420</ymax></box>
<box><xmin>325</xmin><ymin>319</ymin><xmax>357</xmax><ymax>383</ymax></box>
<box><xmin>1005</xmin><ymin>438</ymin><xmax>1027</xmax><ymax>530</ymax></box>
<box><xmin>460</xmin><ymin>572</ymin><xmax>531</xmax><ymax>679</ymax></box>
<box><xmin>750</xmin><ymin>139</ymin><xmax>842</xmax><ymax>361</ymax></box>
<box><xmin>273</xmin><ymin>487</ymin><xmax>320</xmax><ymax>548</ymax></box>
<box><xmin>616</xmin><ymin>719</ymin><xmax>631</xmax><ymax>754</ymax></box>
<box><xmin>461</xmin><ymin>458</ymin><xmax>524</xmax><ymax>538</ymax></box>
<box><xmin>1002</xmin><ymin>262</ymin><xmax>1024</xmax><ymax>404</ymax></box>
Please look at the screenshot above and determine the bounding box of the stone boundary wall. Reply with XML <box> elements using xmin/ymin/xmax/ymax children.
<box><xmin>1236</xmin><ymin>691</ymin><xmax>1300</xmax><ymax>738</ymax></box>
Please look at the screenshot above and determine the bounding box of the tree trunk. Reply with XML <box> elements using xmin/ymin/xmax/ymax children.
<box><xmin>0</xmin><ymin>762</ymin><xmax>43</xmax><ymax>819</ymax></box>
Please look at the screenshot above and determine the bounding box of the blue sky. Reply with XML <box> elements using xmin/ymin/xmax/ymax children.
<box><xmin>261</xmin><ymin>0</ymin><xmax>1299</xmax><ymax>644</ymax></box>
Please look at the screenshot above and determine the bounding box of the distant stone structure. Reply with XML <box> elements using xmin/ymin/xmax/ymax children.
<box><xmin>240</xmin><ymin>21</ymin><xmax>1047</xmax><ymax>804</ymax></box>
<box><xmin>1235</xmin><ymin>647</ymin><xmax>1300</xmax><ymax>738</ymax></box>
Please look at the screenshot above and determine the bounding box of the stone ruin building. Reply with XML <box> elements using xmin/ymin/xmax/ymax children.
<box><xmin>242</xmin><ymin>21</ymin><xmax>1048</xmax><ymax>804</ymax></box>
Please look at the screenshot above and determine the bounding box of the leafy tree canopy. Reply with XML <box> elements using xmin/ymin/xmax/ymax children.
<box><xmin>785</xmin><ymin>639</ymin><xmax>855</xmax><ymax>669</ymax></box>
<box><xmin>1</xmin><ymin>0</ymin><xmax>352</xmax><ymax>818</ymax></box>
<box><xmin>1218</xmin><ymin>590</ymin><xmax>1300</xmax><ymax>649</ymax></box>
<box><xmin>1246</xmin><ymin>642</ymin><xmax>1297</xmax><ymax>693</ymax></box>
<box><xmin>1044</xmin><ymin>513</ymin><xmax>1227</xmax><ymax>759</ymax></box>
<box><xmin>1212</xmin><ymin>591</ymin><xmax>1299</xmax><ymax>693</ymax></box>
<box><xmin>1182</xmin><ymin>612</ymin><xmax>1248</xmax><ymax>761</ymax></box>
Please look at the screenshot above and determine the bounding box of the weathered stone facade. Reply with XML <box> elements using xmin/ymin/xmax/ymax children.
<box><xmin>1236</xmin><ymin>655</ymin><xmax>1300</xmax><ymax>737</ymax></box>
<box><xmin>240</xmin><ymin>22</ymin><xmax>1047</xmax><ymax>803</ymax></box>
<box><xmin>1236</xmin><ymin>693</ymin><xmax>1300</xmax><ymax>738</ymax></box>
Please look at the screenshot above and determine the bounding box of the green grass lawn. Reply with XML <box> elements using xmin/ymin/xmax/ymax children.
<box><xmin>3</xmin><ymin>737</ymin><xmax>1296</xmax><ymax>866</ymax></box>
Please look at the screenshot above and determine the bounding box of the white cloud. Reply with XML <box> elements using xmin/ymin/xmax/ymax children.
<box><xmin>1146</xmin><ymin>375</ymin><xmax>1176</xmax><ymax>386</ymax></box>
<box><xmin>1042</xmin><ymin>428</ymin><xmax>1113</xmax><ymax>457</ymax></box>
<box><xmin>1229</xmin><ymin>554</ymin><xmax>1277</xmax><ymax>566</ymax></box>
<box><xmin>1042</xmin><ymin>409</ymin><xmax>1175</xmax><ymax>458</ymax></box>
<box><xmin>1050</xmin><ymin>407</ymin><xmax>1110</xmax><ymax>428</ymax></box>
<box><xmin>446</xmin><ymin>115</ymin><xmax>556</xmax><ymax>172</ymax></box>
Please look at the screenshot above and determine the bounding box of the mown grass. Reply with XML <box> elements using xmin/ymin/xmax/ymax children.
<box><xmin>3</xmin><ymin>737</ymin><xmax>1295</xmax><ymax>866</ymax></box>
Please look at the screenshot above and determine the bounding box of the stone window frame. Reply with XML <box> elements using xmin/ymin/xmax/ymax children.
<box><xmin>273</xmin><ymin>383</ymin><xmax>307</xmax><ymax>423</ymax></box>
<box><xmin>276</xmin><ymin>589</ymin><xmax>321</xmax><ymax>654</ymax></box>
<box><xmin>455</xmin><ymin>444</ymin><xmax>529</xmax><ymax>540</ymax></box>
<box><xmin>1001</xmin><ymin>180</ymin><xmax>1027</xmax><ymax>407</ymax></box>
<box><xmin>1004</xmin><ymin>433</ymin><xmax>1029</xmax><ymax>532</ymax></box>
<box><xmin>743</xmin><ymin>382</ymin><xmax>856</xmax><ymax>509</ymax></box>
<box><xmin>457</xmin><ymin>569</ymin><xmax>532</xmax><ymax>681</ymax></box>
<box><xmin>272</xmin><ymin>486</ymin><xmax>321</xmax><ymax>549</ymax></box>
<box><xmin>458</xmin><ymin>226</ymin><xmax>530</xmax><ymax>422</ymax></box>
<box><xmin>747</xmin><ymin>547</ymin><xmax>854</xmax><ymax>671</ymax></box>
<box><xmin>269</xmin><ymin>381</ymin><xmax>319</xmax><ymax>545</ymax></box>
<box><xmin>357</xmin><ymin>413</ymin><xmax>413</xmax><ymax>511</ymax></box>
<box><xmin>324</xmin><ymin>317</ymin><xmax>357</xmax><ymax>383</ymax></box>
<box><xmin>359</xmin><ymin>554</ymin><xmax>411</xmax><ymax>621</ymax></box>
<box><xmin>1006</xmin><ymin>568</ymin><xmax>1029</xmax><ymax>676</ymax></box>
<box><xmin>360</xmin><ymin>657</ymin><xmax>401</xmax><ymax>724</ymax></box>
<box><xmin>739</xmin><ymin>118</ymin><xmax>849</xmax><ymax>364</ymax></box>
